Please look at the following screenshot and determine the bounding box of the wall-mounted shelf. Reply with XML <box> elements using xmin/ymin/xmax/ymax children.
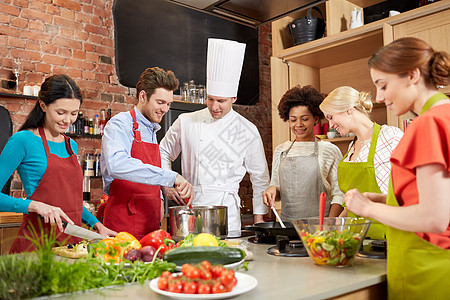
<box><xmin>0</xmin><ymin>92</ymin><xmax>37</xmax><ymax>100</ymax></box>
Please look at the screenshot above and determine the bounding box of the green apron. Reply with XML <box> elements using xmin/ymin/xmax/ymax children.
<box><xmin>386</xmin><ymin>92</ymin><xmax>450</xmax><ymax>300</ymax></box>
<box><xmin>338</xmin><ymin>123</ymin><xmax>386</xmax><ymax>240</ymax></box>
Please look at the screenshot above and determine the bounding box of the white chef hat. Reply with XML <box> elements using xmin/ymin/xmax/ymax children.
<box><xmin>207</xmin><ymin>38</ymin><xmax>246</xmax><ymax>98</ymax></box>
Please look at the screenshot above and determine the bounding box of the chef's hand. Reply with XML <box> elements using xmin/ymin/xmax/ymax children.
<box><xmin>162</xmin><ymin>186</ymin><xmax>186</xmax><ymax>205</ymax></box>
<box><xmin>362</xmin><ymin>192</ymin><xmax>387</xmax><ymax>204</ymax></box>
<box><xmin>262</xmin><ymin>186</ymin><xmax>277</xmax><ymax>208</ymax></box>
<box><xmin>174</xmin><ymin>174</ymin><xmax>193</xmax><ymax>202</ymax></box>
<box><xmin>344</xmin><ymin>189</ymin><xmax>374</xmax><ymax>217</ymax></box>
<box><xmin>94</xmin><ymin>222</ymin><xmax>117</xmax><ymax>237</ymax></box>
<box><xmin>28</xmin><ymin>201</ymin><xmax>73</xmax><ymax>232</ymax></box>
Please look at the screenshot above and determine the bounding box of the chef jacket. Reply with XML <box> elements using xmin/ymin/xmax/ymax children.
<box><xmin>160</xmin><ymin>107</ymin><xmax>269</xmax><ymax>227</ymax></box>
<box><xmin>101</xmin><ymin>107</ymin><xmax>177</xmax><ymax>195</ymax></box>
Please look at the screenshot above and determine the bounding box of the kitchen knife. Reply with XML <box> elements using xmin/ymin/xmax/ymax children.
<box><xmin>63</xmin><ymin>221</ymin><xmax>106</xmax><ymax>241</ymax></box>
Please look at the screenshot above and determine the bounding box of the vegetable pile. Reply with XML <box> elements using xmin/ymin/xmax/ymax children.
<box><xmin>0</xmin><ymin>230</ymin><xmax>176</xmax><ymax>300</ymax></box>
<box><xmin>299</xmin><ymin>229</ymin><xmax>362</xmax><ymax>266</ymax></box>
<box><xmin>157</xmin><ymin>261</ymin><xmax>238</xmax><ymax>294</ymax></box>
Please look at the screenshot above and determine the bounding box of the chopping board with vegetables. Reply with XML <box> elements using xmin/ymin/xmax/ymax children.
<box><xmin>51</xmin><ymin>242</ymin><xmax>88</xmax><ymax>259</ymax></box>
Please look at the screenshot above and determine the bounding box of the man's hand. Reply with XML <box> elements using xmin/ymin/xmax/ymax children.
<box><xmin>162</xmin><ymin>186</ymin><xmax>187</xmax><ymax>205</ymax></box>
<box><xmin>174</xmin><ymin>174</ymin><xmax>193</xmax><ymax>205</ymax></box>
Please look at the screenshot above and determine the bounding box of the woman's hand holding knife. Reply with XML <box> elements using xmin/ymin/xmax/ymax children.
<box><xmin>28</xmin><ymin>201</ymin><xmax>74</xmax><ymax>232</ymax></box>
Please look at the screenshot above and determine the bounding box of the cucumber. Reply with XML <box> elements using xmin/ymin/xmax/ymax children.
<box><xmin>163</xmin><ymin>246</ymin><xmax>245</xmax><ymax>266</ymax></box>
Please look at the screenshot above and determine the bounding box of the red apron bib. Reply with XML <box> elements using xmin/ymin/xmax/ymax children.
<box><xmin>10</xmin><ymin>127</ymin><xmax>83</xmax><ymax>253</ymax></box>
<box><xmin>102</xmin><ymin>109</ymin><xmax>161</xmax><ymax>240</ymax></box>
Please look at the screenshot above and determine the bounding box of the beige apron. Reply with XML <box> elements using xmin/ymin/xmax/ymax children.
<box><xmin>279</xmin><ymin>139</ymin><xmax>328</xmax><ymax>222</ymax></box>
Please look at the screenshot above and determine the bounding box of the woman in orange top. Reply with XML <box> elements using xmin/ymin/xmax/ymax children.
<box><xmin>345</xmin><ymin>37</ymin><xmax>449</xmax><ymax>299</ymax></box>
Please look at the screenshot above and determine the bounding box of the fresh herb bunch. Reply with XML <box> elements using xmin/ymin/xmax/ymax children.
<box><xmin>0</xmin><ymin>226</ymin><xmax>176</xmax><ymax>299</ymax></box>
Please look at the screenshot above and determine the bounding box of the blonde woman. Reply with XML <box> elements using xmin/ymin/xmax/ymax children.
<box><xmin>320</xmin><ymin>86</ymin><xmax>403</xmax><ymax>240</ymax></box>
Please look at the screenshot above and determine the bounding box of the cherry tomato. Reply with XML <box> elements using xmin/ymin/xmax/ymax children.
<box><xmin>168</xmin><ymin>282</ymin><xmax>183</xmax><ymax>293</ymax></box>
<box><xmin>200</xmin><ymin>269</ymin><xmax>212</xmax><ymax>280</ymax></box>
<box><xmin>200</xmin><ymin>260</ymin><xmax>211</xmax><ymax>271</ymax></box>
<box><xmin>211</xmin><ymin>282</ymin><xmax>227</xmax><ymax>294</ymax></box>
<box><xmin>229</xmin><ymin>276</ymin><xmax>238</xmax><ymax>288</ymax></box>
<box><xmin>185</xmin><ymin>267</ymin><xmax>200</xmax><ymax>279</ymax></box>
<box><xmin>157</xmin><ymin>277</ymin><xmax>168</xmax><ymax>291</ymax></box>
<box><xmin>197</xmin><ymin>283</ymin><xmax>212</xmax><ymax>294</ymax></box>
<box><xmin>211</xmin><ymin>265</ymin><xmax>224</xmax><ymax>278</ymax></box>
<box><xmin>183</xmin><ymin>281</ymin><xmax>198</xmax><ymax>294</ymax></box>
<box><xmin>181</xmin><ymin>264</ymin><xmax>191</xmax><ymax>275</ymax></box>
<box><xmin>220</xmin><ymin>270</ymin><xmax>235</xmax><ymax>286</ymax></box>
<box><xmin>160</xmin><ymin>271</ymin><xmax>172</xmax><ymax>279</ymax></box>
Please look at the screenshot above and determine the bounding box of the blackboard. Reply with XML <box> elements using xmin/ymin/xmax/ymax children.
<box><xmin>113</xmin><ymin>0</ymin><xmax>260</xmax><ymax>105</ymax></box>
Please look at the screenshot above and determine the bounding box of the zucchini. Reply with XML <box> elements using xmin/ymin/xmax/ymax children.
<box><xmin>163</xmin><ymin>246</ymin><xmax>245</xmax><ymax>266</ymax></box>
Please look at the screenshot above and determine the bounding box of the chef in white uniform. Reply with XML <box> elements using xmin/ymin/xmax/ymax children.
<box><xmin>159</xmin><ymin>38</ymin><xmax>270</xmax><ymax>237</ymax></box>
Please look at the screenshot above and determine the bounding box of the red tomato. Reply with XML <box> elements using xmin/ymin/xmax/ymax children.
<box><xmin>229</xmin><ymin>276</ymin><xmax>238</xmax><ymax>288</ymax></box>
<box><xmin>211</xmin><ymin>265</ymin><xmax>224</xmax><ymax>278</ymax></box>
<box><xmin>200</xmin><ymin>269</ymin><xmax>212</xmax><ymax>280</ymax></box>
<box><xmin>211</xmin><ymin>282</ymin><xmax>227</xmax><ymax>294</ymax></box>
<box><xmin>157</xmin><ymin>277</ymin><xmax>168</xmax><ymax>291</ymax></box>
<box><xmin>183</xmin><ymin>281</ymin><xmax>198</xmax><ymax>294</ymax></box>
<box><xmin>220</xmin><ymin>270</ymin><xmax>235</xmax><ymax>286</ymax></box>
<box><xmin>200</xmin><ymin>260</ymin><xmax>211</xmax><ymax>271</ymax></box>
<box><xmin>168</xmin><ymin>282</ymin><xmax>183</xmax><ymax>293</ymax></box>
<box><xmin>160</xmin><ymin>271</ymin><xmax>172</xmax><ymax>279</ymax></box>
<box><xmin>185</xmin><ymin>267</ymin><xmax>200</xmax><ymax>279</ymax></box>
<box><xmin>198</xmin><ymin>283</ymin><xmax>212</xmax><ymax>294</ymax></box>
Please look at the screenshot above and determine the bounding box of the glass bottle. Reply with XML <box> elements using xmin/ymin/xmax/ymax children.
<box><xmin>188</xmin><ymin>80</ymin><xmax>197</xmax><ymax>103</ymax></box>
<box><xmin>93</xmin><ymin>114</ymin><xmax>100</xmax><ymax>135</ymax></box>
<box><xmin>99</xmin><ymin>109</ymin><xmax>106</xmax><ymax>135</ymax></box>
<box><xmin>106</xmin><ymin>108</ymin><xmax>112</xmax><ymax>123</ymax></box>
<box><xmin>83</xmin><ymin>116</ymin><xmax>89</xmax><ymax>134</ymax></box>
<box><xmin>89</xmin><ymin>118</ymin><xmax>94</xmax><ymax>135</ymax></box>
<box><xmin>76</xmin><ymin>111</ymin><xmax>84</xmax><ymax>135</ymax></box>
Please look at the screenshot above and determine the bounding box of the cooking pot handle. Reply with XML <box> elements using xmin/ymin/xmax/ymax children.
<box><xmin>307</xmin><ymin>6</ymin><xmax>324</xmax><ymax>21</ymax></box>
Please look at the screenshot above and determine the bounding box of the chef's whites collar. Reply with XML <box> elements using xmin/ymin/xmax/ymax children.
<box><xmin>206</xmin><ymin>38</ymin><xmax>246</xmax><ymax>98</ymax></box>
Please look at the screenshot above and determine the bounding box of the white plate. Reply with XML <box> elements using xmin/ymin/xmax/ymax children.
<box><xmin>174</xmin><ymin>259</ymin><xmax>245</xmax><ymax>271</ymax></box>
<box><xmin>149</xmin><ymin>272</ymin><xmax>257</xmax><ymax>299</ymax></box>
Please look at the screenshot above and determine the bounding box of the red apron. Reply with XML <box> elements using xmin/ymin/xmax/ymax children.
<box><xmin>10</xmin><ymin>127</ymin><xmax>83</xmax><ymax>253</ymax></box>
<box><xmin>102</xmin><ymin>109</ymin><xmax>161</xmax><ymax>240</ymax></box>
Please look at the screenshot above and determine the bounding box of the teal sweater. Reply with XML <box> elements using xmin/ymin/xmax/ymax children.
<box><xmin>0</xmin><ymin>130</ymin><xmax>99</xmax><ymax>228</ymax></box>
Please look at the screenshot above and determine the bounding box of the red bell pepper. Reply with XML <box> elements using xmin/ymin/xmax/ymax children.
<box><xmin>140</xmin><ymin>230</ymin><xmax>174</xmax><ymax>257</ymax></box>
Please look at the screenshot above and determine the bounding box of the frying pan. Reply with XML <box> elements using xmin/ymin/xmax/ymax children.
<box><xmin>244</xmin><ymin>221</ymin><xmax>299</xmax><ymax>244</ymax></box>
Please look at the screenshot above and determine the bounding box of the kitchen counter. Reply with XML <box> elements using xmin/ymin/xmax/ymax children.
<box><xmin>45</xmin><ymin>238</ymin><xmax>387</xmax><ymax>300</ymax></box>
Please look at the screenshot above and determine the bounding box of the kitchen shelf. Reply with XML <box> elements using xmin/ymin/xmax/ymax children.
<box><xmin>0</xmin><ymin>92</ymin><xmax>37</xmax><ymax>100</ymax></box>
<box><xmin>66</xmin><ymin>133</ymin><xmax>102</xmax><ymax>139</ymax></box>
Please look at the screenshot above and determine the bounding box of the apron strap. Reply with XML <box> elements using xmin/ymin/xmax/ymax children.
<box><xmin>38</xmin><ymin>127</ymin><xmax>51</xmax><ymax>156</ymax></box>
<box><xmin>62</xmin><ymin>134</ymin><xmax>74</xmax><ymax>156</ymax></box>
<box><xmin>129</xmin><ymin>109</ymin><xmax>142</xmax><ymax>142</ymax></box>
<box><xmin>366</xmin><ymin>123</ymin><xmax>380</xmax><ymax>163</ymax></box>
<box><xmin>420</xmin><ymin>92</ymin><xmax>448</xmax><ymax>115</ymax></box>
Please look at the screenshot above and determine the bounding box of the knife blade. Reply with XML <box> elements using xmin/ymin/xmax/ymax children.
<box><xmin>63</xmin><ymin>221</ymin><xmax>106</xmax><ymax>241</ymax></box>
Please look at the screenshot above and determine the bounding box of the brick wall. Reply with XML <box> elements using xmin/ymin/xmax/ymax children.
<box><xmin>0</xmin><ymin>0</ymin><xmax>272</xmax><ymax>214</ymax></box>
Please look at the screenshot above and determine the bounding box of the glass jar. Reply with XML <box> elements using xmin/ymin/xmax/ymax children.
<box><xmin>197</xmin><ymin>84</ymin><xmax>206</xmax><ymax>104</ymax></box>
<box><xmin>188</xmin><ymin>80</ymin><xmax>197</xmax><ymax>103</ymax></box>
<box><xmin>180</xmin><ymin>82</ymin><xmax>189</xmax><ymax>101</ymax></box>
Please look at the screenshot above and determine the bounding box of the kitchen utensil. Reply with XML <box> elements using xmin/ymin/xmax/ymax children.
<box><xmin>319</xmin><ymin>192</ymin><xmax>326</xmax><ymax>227</ymax></box>
<box><xmin>293</xmin><ymin>217</ymin><xmax>372</xmax><ymax>267</ymax></box>
<box><xmin>62</xmin><ymin>221</ymin><xmax>106</xmax><ymax>241</ymax></box>
<box><xmin>271</xmin><ymin>206</ymin><xmax>286</xmax><ymax>228</ymax></box>
<box><xmin>168</xmin><ymin>205</ymin><xmax>228</xmax><ymax>241</ymax></box>
<box><xmin>244</xmin><ymin>221</ymin><xmax>298</xmax><ymax>244</ymax></box>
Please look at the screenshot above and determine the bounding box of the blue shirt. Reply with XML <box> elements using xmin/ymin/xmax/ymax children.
<box><xmin>101</xmin><ymin>107</ymin><xmax>177</xmax><ymax>195</ymax></box>
<box><xmin>0</xmin><ymin>130</ymin><xmax>99</xmax><ymax>228</ymax></box>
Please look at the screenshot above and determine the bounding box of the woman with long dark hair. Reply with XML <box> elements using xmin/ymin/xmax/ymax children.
<box><xmin>0</xmin><ymin>75</ymin><xmax>116</xmax><ymax>253</ymax></box>
<box><xmin>345</xmin><ymin>37</ymin><xmax>450</xmax><ymax>299</ymax></box>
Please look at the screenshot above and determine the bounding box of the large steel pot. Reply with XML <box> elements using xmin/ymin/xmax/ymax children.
<box><xmin>168</xmin><ymin>205</ymin><xmax>227</xmax><ymax>241</ymax></box>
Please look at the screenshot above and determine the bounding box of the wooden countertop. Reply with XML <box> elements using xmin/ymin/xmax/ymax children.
<box><xmin>0</xmin><ymin>212</ymin><xmax>23</xmax><ymax>224</ymax></box>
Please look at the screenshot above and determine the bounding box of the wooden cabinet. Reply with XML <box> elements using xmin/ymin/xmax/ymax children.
<box><xmin>0</xmin><ymin>212</ymin><xmax>22</xmax><ymax>255</ymax></box>
<box><xmin>271</xmin><ymin>0</ymin><xmax>450</xmax><ymax>153</ymax></box>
